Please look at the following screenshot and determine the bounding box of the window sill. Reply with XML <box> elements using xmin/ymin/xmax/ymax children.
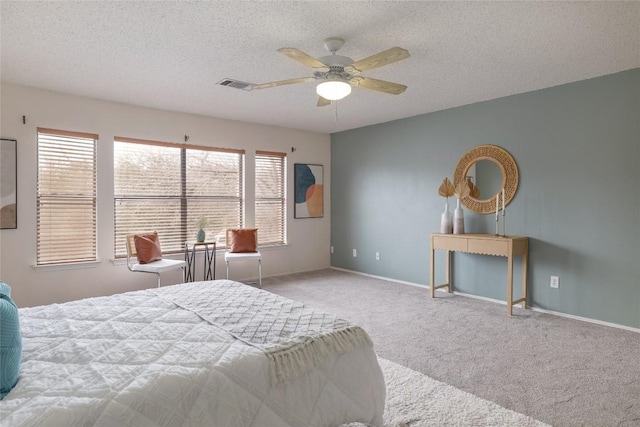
<box><xmin>33</xmin><ymin>261</ymin><xmax>101</xmax><ymax>272</ymax></box>
<box><xmin>256</xmin><ymin>243</ymin><xmax>288</xmax><ymax>251</ymax></box>
<box><xmin>112</xmin><ymin>244</ymin><xmax>288</xmax><ymax>265</ymax></box>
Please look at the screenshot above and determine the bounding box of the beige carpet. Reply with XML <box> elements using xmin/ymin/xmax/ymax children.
<box><xmin>264</xmin><ymin>269</ymin><xmax>640</xmax><ymax>426</ymax></box>
<box><xmin>349</xmin><ymin>358</ymin><xmax>548</xmax><ymax>427</ymax></box>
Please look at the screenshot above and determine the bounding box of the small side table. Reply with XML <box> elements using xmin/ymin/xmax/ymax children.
<box><xmin>184</xmin><ymin>241</ymin><xmax>216</xmax><ymax>282</ymax></box>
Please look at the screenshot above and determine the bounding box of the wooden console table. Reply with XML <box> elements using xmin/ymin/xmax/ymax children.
<box><xmin>430</xmin><ymin>233</ymin><xmax>529</xmax><ymax>315</ymax></box>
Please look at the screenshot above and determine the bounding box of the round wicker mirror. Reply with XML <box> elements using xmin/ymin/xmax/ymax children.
<box><xmin>453</xmin><ymin>145</ymin><xmax>518</xmax><ymax>214</ymax></box>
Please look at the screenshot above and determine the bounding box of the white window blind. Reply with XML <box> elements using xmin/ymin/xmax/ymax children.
<box><xmin>255</xmin><ymin>151</ymin><xmax>286</xmax><ymax>245</ymax></box>
<box><xmin>114</xmin><ymin>137</ymin><xmax>244</xmax><ymax>258</ymax></box>
<box><xmin>37</xmin><ymin>128</ymin><xmax>97</xmax><ymax>265</ymax></box>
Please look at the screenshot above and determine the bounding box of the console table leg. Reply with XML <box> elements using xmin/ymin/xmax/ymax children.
<box><xmin>507</xmin><ymin>255</ymin><xmax>514</xmax><ymax>315</ymax></box>
<box><xmin>445</xmin><ymin>250</ymin><xmax>451</xmax><ymax>293</ymax></box>
<box><xmin>430</xmin><ymin>245</ymin><xmax>435</xmax><ymax>298</ymax></box>
<box><xmin>521</xmin><ymin>253</ymin><xmax>528</xmax><ymax>308</ymax></box>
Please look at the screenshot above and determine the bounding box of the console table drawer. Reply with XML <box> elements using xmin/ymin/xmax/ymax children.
<box><xmin>467</xmin><ymin>239</ymin><xmax>509</xmax><ymax>256</ymax></box>
<box><xmin>433</xmin><ymin>235</ymin><xmax>468</xmax><ymax>251</ymax></box>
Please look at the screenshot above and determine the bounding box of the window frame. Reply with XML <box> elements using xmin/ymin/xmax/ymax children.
<box><xmin>36</xmin><ymin>127</ymin><xmax>98</xmax><ymax>266</ymax></box>
<box><xmin>255</xmin><ymin>150</ymin><xmax>287</xmax><ymax>246</ymax></box>
<box><xmin>113</xmin><ymin>136</ymin><xmax>245</xmax><ymax>258</ymax></box>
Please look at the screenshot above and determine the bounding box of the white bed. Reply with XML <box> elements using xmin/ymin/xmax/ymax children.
<box><xmin>0</xmin><ymin>280</ymin><xmax>385</xmax><ymax>426</ymax></box>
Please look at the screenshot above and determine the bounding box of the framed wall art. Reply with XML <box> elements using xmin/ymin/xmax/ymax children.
<box><xmin>1</xmin><ymin>138</ymin><xmax>17</xmax><ymax>229</ymax></box>
<box><xmin>294</xmin><ymin>163</ymin><xmax>323</xmax><ymax>218</ymax></box>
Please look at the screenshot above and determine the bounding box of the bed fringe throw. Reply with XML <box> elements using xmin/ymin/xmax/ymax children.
<box><xmin>150</xmin><ymin>280</ymin><xmax>373</xmax><ymax>385</ymax></box>
<box><xmin>267</xmin><ymin>325</ymin><xmax>372</xmax><ymax>385</ymax></box>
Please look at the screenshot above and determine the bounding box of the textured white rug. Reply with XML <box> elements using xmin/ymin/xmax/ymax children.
<box><xmin>364</xmin><ymin>358</ymin><xmax>550</xmax><ymax>427</ymax></box>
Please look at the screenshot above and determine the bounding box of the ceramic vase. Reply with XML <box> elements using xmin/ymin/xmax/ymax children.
<box><xmin>196</xmin><ymin>229</ymin><xmax>205</xmax><ymax>242</ymax></box>
<box><xmin>453</xmin><ymin>198</ymin><xmax>465</xmax><ymax>234</ymax></box>
<box><xmin>440</xmin><ymin>201</ymin><xmax>453</xmax><ymax>234</ymax></box>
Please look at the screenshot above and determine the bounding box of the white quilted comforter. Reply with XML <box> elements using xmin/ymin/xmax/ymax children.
<box><xmin>0</xmin><ymin>281</ymin><xmax>385</xmax><ymax>427</ymax></box>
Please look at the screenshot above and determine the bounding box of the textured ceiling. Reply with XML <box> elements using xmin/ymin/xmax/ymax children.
<box><xmin>1</xmin><ymin>1</ymin><xmax>639</xmax><ymax>134</ymax></box>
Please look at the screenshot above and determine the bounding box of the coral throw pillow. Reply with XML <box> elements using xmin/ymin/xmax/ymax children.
<box><xmin>228</xmin><ymin>228</ymin><xmax>258</xmax><ymax>253</ymax></box>
<box><xmin>134</xmin><ymin>232</ymin><xmax>163</xmax><ymax>264</ymax></box>
<box><xmin>0</xmin><ymin>281</ymin><xmax>21</xmax><ymax>399</ymax></box>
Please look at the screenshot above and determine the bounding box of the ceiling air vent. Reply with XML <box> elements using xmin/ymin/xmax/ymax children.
<box><xmin>217</xmin><ymin>78</ymin><xmax>252</xmax><ymax>90</ymax></box>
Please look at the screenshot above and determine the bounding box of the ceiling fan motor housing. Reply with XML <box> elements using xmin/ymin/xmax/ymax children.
<box><xmin>318</xmin><ymin>55</ymin><xmax>353</xmax><ymax>67</ymax></box>
<box><xmin>315</xmin><ymin>55</ymin><xmax>355</xmax><ymax>81</ymax></box>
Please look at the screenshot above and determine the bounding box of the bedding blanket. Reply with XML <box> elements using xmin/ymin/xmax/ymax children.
<box><xmin>150</xmin><ymin>280</ymin><xmax>374</xmax><ymax>385</ymax></box>
<box><xmin>0</xmin><ymin>280</ymin><xmax>385</xmax><ymax>427</ymax></box>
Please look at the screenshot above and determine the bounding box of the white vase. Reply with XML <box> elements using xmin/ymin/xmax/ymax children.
<box><xmin>440</xmin><ymin>201</ymin><xmax>453</xmax><ymax>234</ymax></box>
<box><xmin>453</xmin><ymin>198</ymin><xmax>465</xmax><ymax>234</ymax></box>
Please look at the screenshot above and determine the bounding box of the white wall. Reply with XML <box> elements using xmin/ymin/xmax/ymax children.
<box><xmin>0</xmin><ymin>83</ymin><xmax>331</xmax><ymax>307</ymax></box>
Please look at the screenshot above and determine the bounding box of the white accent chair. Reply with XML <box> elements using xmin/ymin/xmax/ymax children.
<box><xmin>225</xmin><ymin>229</ymin><xmax>262</xmax><ymax>288</ymax></box>
<box><xmin>126</xmin><ymin>233</ymin><xmax>186</xmax><ymax>288</ymax></box>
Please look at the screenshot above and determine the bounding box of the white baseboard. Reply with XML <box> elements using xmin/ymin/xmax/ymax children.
<box><xmin>236</xmin><ymin>265</ymin><xmax>333</xmax><ymax>284</ymax></box>
<box><xmin>329</xmin><ymin>267</ymin><xmax>640</xmax><ymax>334</ymax></box>
<box><xmin>264</xmin><ymin>265</ymin><xmax>333</xmax><ymax>280</ymax></box>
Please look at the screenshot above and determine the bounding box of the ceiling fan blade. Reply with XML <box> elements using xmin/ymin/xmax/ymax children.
<box><xmin>317</xmin><ymin>96</ymin><xmax>331</xmax><ymax>107</ymax></box>
<box><xmin>352</xmin><ymin>77</ymin><xmax>407</xmax><ymax>95</ymax></box>
<box><xmin>251</xmin><ymin>77</ymin><xmax>316</xmax><ymax>90</ymax></box>
<box><xmin>278</xmin><ymin>48</ymin><xmax>328</xmax><ymax>68</ymax></box>
<box><xmin>345</xmin><ymin>47</ymin><xmax>410</xmax><ymax>74</ymax></box>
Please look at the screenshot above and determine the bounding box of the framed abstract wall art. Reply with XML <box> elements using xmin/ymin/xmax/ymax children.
<box><xmin>294</xmin><ymin>163</ymin><xmax>323</xmax><ymax>218</ymax></box>
<box><xmin>1</xmin><ymin>138</ymin><xmax>17</xmax><ymax>229</ymax></box>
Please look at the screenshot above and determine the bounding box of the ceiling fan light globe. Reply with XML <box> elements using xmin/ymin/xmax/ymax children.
<box><xmin>316</xmin><ymin>81</ymin><xmax>351</xmax><ymax>101</ymax></box>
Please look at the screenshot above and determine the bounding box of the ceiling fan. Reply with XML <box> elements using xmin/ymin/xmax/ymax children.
<box><xmin>237</xmin><ymin>37</ymin><xmax>410</xmax><ymax>107</ymax></box>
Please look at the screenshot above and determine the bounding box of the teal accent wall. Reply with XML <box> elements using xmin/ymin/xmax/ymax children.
<box><xmin>331</xmin><ymin>69</ymin><xmax>640</xmax><ymax>329</ymax></box>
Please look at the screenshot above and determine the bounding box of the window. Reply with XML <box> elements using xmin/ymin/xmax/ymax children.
<box><xmin>114</xmin><ymin>137</ymin><xmax>244</xmax><ymax>257</ymax></box>
<box><xmin>37</xmin><ymin>128</ymin><xmax>97</xmax><ymax>265</ymax></box>
<box><xmin>255</xmin><ymin>151</ymin><xmax>286</xmax><ymax>245</ymax></box>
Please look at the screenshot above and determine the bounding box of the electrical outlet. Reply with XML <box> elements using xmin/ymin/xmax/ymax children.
<box><xmin>550</xmin><ymin>276</ymin><xmax>559</xmax><ymax>289</ymax></box>
<box><xmin>352</xmin><ymin>249</ymin><xmax>357</xmax><ymax>257</ymax></box>
<box><xmin>375</xmin><ymin>252</ymin><xmax>380</xmax><ymax>260</ymax></box>
<box><xmin>330</xmin><ymin>246</ymin><xmax>334</xmax><ymax>254</ymax></box>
